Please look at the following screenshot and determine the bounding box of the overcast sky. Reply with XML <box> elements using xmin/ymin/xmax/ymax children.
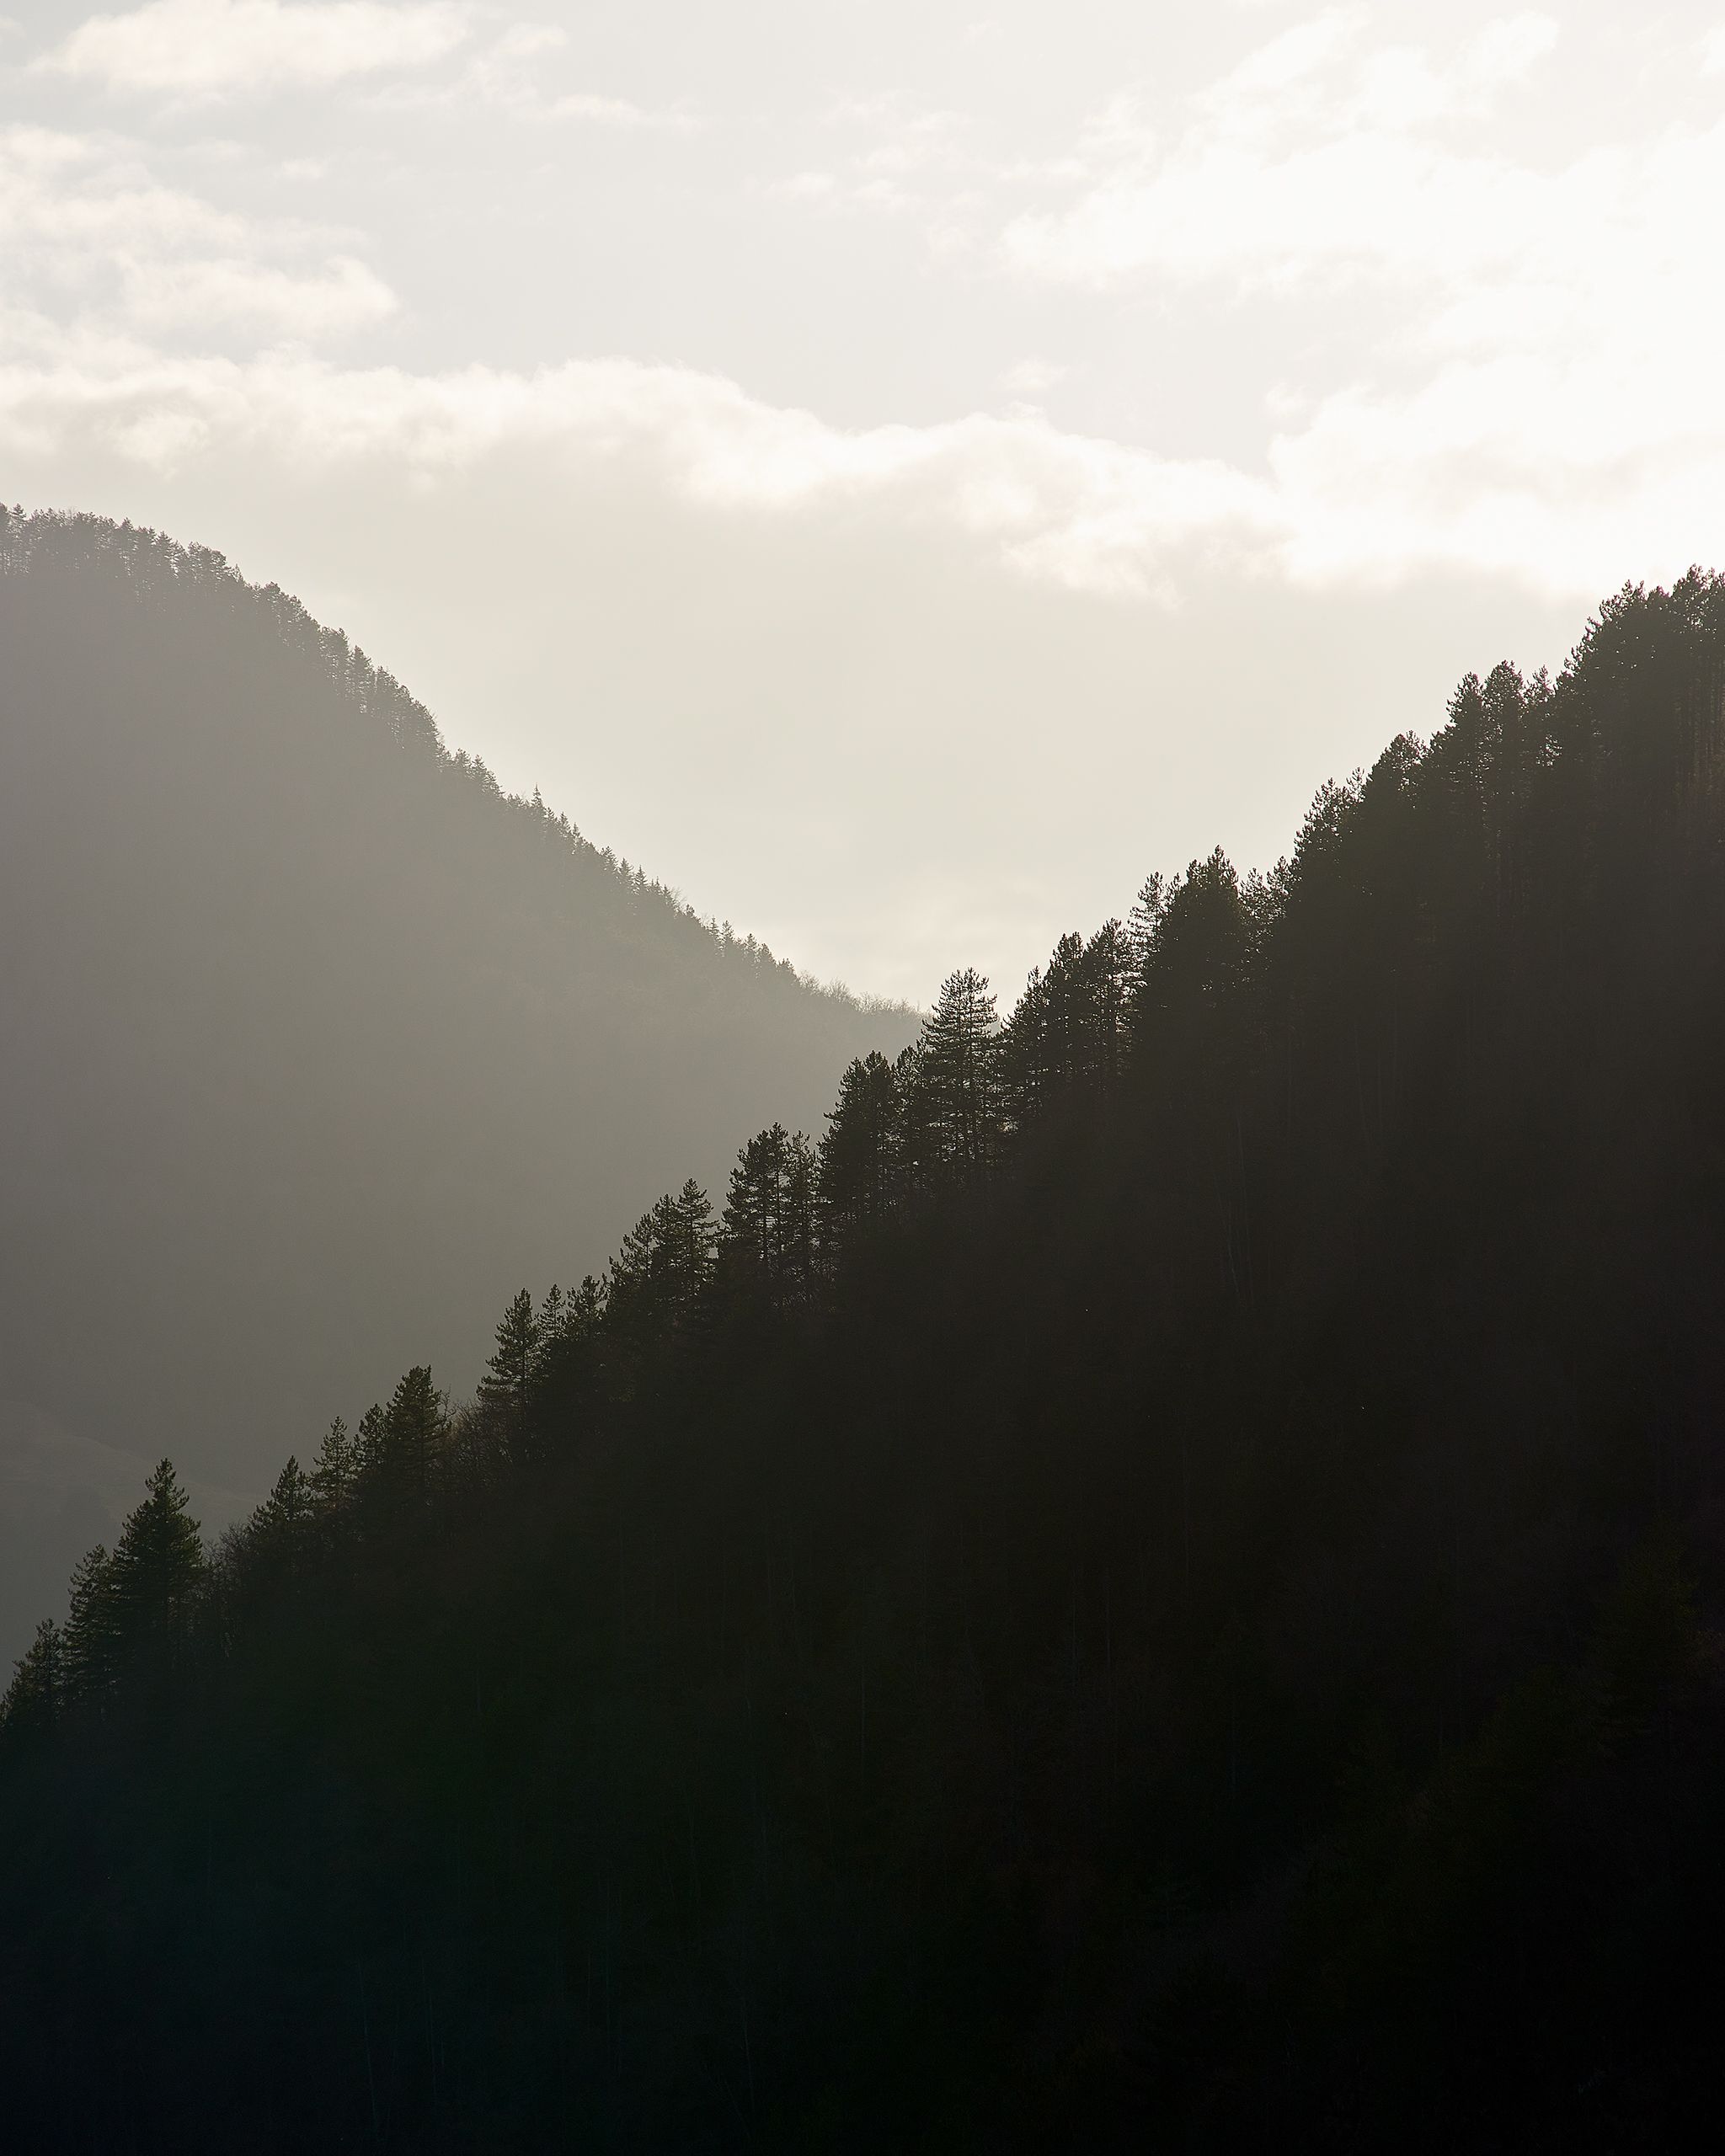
<box><xmin>4</xmin><ymin>2</ymin><xmax>1722</xmax><ymax>1001</ymax></box>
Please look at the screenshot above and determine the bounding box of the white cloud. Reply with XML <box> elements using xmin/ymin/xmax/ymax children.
<box><xmin>493</xmin><ymin>21</ymin><xmax>563</xmax><ymax>61</ymax></box>
<box><xmin>765</xmin><ymin>170</ymin><xmax>836</xmax><ymax>201</ymax></box>
<box><xmin>1000</xmin><ymin>13</ymin><xmax>1566</xmax><ymax>291</ymax></box>
<box><xmin>0</xmin><ymin>343</ymin><xmax>1282</xmax><ymax>591</ymax></box>
<box><xmin>0</xmin><ymin>125</ymin><xmax>239</xmax><ymax>258</ymax></box>
<box><xmin>975</xmin><ymin>10</ymin><xmax>1725</xmax><ymax>600</ymax></box>
<box><xmin>10</xmin><ymin>12</ymin><xmax>1725</xmax><ymax>615</ymax></box>
<box><xmin>121</xmin><ymin>252</ymin><xmax>395</xmax><ymax>336</ymax></box>
<box><xmin>547</xmin><ymin>91</ymin><xmax>691</xmax><ymax>130</ymax></box>
<box><xmin>40</xmin><ymin>0</ymin><xmax>472</xmax><ymax>97</ymax></box>
<box><xmin>1465</xmin><ymin>11</ymin><xmax>1559</xmax><ymax>91</ymax></box>
<box><xmin>999</xmin><ymin>357</ymin><xmax>1068</xmax><ymax>398</ymax></box>
<box><xmin>0</xmin><ymin>125</ymin><xmax>394</xmax><ymax>340</ymax></box>
<box><xmin>4</xmin><ymin>3</ymin><xmax>1711</xmax><ymax>1006</ymax></box>
<box><xmin>5</xmin><ymin>331</ymin><xmax>1711</xmax><ymax>610</ymax></box>
<box><xmin>365</xmin><ymin>23</ymin><xmax>696</xmax><ymax>128</ymax></box>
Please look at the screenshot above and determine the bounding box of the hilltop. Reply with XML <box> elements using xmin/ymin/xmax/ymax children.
<box><xmin>0</xmin><ymin>509</ymin><xmax>914</xmax><ymax>1658</ymax></box>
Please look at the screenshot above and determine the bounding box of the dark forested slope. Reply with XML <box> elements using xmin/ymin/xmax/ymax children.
<box><xmin>9</xmin><ymin>574</ymin><xmax>1725</xmax><ymax>2149</ymax></box>
<box><xmin>0</xmin><ymin>509</ymin><xmax>912</xmax><ymax>1658</ymax></box>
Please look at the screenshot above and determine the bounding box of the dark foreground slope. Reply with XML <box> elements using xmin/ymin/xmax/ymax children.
<box><xmin>0</xmin><ymin>510</ymin><xmax>911</xmax><ymax>1652</ymax></box>
<box><xmin>9</xmin><ymin>576</ymin><xmax>1725</xmax><ymax>2149</ymax></box>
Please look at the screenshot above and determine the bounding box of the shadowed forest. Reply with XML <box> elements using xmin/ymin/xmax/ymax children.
<box><xmin>0</xmin><ymin>510</ymin><xmax>912</xmax><ymax>1667</ymax></box>
<box><xmin>9</xmin><ymin>563</ymin><xmax>1725</xmax><ymax>2147</ymax></box>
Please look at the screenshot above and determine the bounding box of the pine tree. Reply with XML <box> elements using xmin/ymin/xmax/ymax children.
<box><xmin>1134</xmin><ymin>852</ymin><xmax>1249</xmax><ymax>1017</ymax></box>
<box><xmin>63</xmin><ymin>1543</ymin><xmax>120</xmax><ymax>1703</ymax></box>
<box><xmin>997</xmin><ymin>962</ymin><xmax>1050</xmax><ymax>1133</ymax></box>
<box><xmin>109</xmin><ymin>1460</ymin><xmax>206</xmax><ymax>1661</ymax></box>
<box><xmin>670</xmin><ymin>1179</ymin><xmax>717</xmax><ymax>1291</ymax></box>
<box><xmin>1082</xmin><ymin>918</ymin><xmax>1135</xmax><ymax>1094</ymax></box>
<box><xmin>895</xmin><ymin>1038</ymin><xmax>934</xmax><ymax>1194</ymax></box>
<box><xmin>251</xmin><ymin>1456</ymin><xmax>313</xmax><ymax>1586</ymax></box>
<box><xmin>534</xmin><ymin>1283</ymin><xmax>568</xmax><ymax>1369</ymax></box>
<box><xmin>310</xmin><ymin>1416</ymin><xmax>357</xmax><ymax>1533</ymax></box>
<box><xmin>0</xmin><ymin>1620</ymin><xmax>63</xmax><ymax>1742</ymax></box>
<box><xmin>904</xmin><ymin>968</ymin><xmax>999</xmax><ymax>1180</ymax></box>
<box><xmin>381</xmin><ymin>1366</ymin><xmax>446</xmax><ymax>1508</ymax></box>
<box><xmin>783</xmin><ymin>1132</ymin><xmax>817</xmax><ymax>1289</ymax></box>
<box><xmin>478</xmin><ymin>1289</ymin><xmax>542</xmax><ymax>1454</ymax></box>
<box><xmin>608</xmin><ymin>1204</ymin><xmax>665</xmax><ymax>1341</ymax></box>
<box><xmin>1127</xmin><ymin>872</ymin><xmax>1170</xmax><ymax>965</ymax></box>
<box><xmin>533</xmin><ymin>1274</ymin><xmax>610</xmax><ymax>1428</ymax></box>
<box><xmin>1040</xmin><ymin>932</ymin><xmax>1090</xmax><ymax>1095</ymax></box>
<box><xmin>817</xmin><ymin>1051</ymin><xmax>902</xmax><ymax>1252</ymax></box>
<box><xmin>354</xmin><ymin>1402</ymin><xmax>388</xmax><ymax>1491</ymax></box>
<box><xmin>549</xmin><ymin>1276</ymin><xmax>607</xmax><ymax>1362</ymax></box>
<box><xmin>563</xmin><ymin>1275</ymin><xmax>606</xmax><ymax>1342</ymax></box>
<box><xmin>721</xmin><ymin>1126</ymin><xmax>817</xmax><ymax>1305</ymax></box>
<box><xmin>609</xmin><ymin>1183</ymin><xmax>715</xmax><ymax>1345</ymax></box>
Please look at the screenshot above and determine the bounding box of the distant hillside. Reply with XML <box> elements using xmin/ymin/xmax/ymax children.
<box><xmin>0</xmin><ymin>509</ymin><xmax>915</xmax><ymax>1657</ymax></box>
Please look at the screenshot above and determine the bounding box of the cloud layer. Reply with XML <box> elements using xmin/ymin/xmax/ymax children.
<box><xmin>40</xmin><ymin>0</ymin><xmax>471</xmax><ymax>95</ymax></box>
<box><xmin>9</xmin><ymin>3</ymin><xmax>1725</xmax><ymax>998</ymax></box>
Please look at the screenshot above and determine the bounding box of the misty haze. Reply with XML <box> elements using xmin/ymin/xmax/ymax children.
<box><xmin>8</xmin><ymin>4</ymin><xmax>1725</xmax><ymax>2148</ymax></box>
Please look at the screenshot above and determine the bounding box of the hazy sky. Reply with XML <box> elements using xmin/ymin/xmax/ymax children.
<box><xmin>3</xmin><ymin>2</ymin><xmax>1722</xmax><ymax>1001</ymax></box>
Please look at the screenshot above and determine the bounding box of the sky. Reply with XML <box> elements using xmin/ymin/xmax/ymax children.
<box><xmin>4</xmin><ymin>1</ymin><xmax>1724</xmax><ymax>1003</ymax></box>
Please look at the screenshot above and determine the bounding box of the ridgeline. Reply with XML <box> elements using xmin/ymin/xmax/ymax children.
<box><xmin>0</xmin><ymin>508</ymin><xmax>913</xmax><ymax>1663</ymax></box>
<box><xmin>8</xmin><ymin>572</ymin><xmax>1725</xmax><ymax>2148</ymax></box>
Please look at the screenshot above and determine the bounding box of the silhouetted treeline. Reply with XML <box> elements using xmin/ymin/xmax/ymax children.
<box><xmin>9</xmin><ymin>574</ymin><xmax>1725</xmax><ymax>2148</ymax></box>
<box><xmin>0</xmin><ymin>507</ymin><xmax>915</xmax><ymax>1665</ymax></box>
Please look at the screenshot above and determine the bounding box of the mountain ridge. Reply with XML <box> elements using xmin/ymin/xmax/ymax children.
<box><xmin>0</xmin><ymin>505</ymin><xmax>916</xmax><ymax>1662</ymax></box>
<box><xmin>10</xmin><ymin>571</ymin><xmax>1725</xmax><ymax>2146</ymax></box>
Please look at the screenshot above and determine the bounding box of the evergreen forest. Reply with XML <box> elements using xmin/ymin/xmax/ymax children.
<box><xmin>11</xmin><ymin>568</ymin><xmax>1725</xmax><ymax>2148</ymax></box>
<box><xmin>0</xmin><ymin>510</ymin><xmax>912</xmax><ymax>1667</ymax></box>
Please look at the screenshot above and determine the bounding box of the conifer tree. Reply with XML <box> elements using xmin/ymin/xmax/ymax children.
<box><xmin>1082</xmin><ymin>918</ymin><xmax>1135</xmax><ymax>1094</ymax></box>
<box><xmin>63</xmin><ymin>1543</ymin><xmax>120</xmax><ymax>1703</ymax></box>
<box><xmin>816</xmin><ymin>1051</ymin><xmax>902</xmax><ymax>1252</ymax></box>
<box><xmin>534</xmin><ymin>1283</ymin><xmax>568</xmax><ymax>1369</ymax></box>
<box><xmin>895</xmin><ymin>1038</ymin><xmax>934</xmax><ymax>1194</ymax></box>
<box><xmin>784</xmin><ymin>1130</ymin><xmax>817</xmax><ymax>1289</ymax></box>
<box><xmin>563</xmin><ymin>1275</ymin><xmax>606</xmax><ymax>1341</ymax></box>
<box><xmin>997</xmin><ymin>962</ymin><xmax>1050</xmax><ymax>1133</ymax></box>
<box><xmin>354</xmin><ymin>1402</ymin><xmax>387</xmax><ymax>1481</ymax></box>
<box><xmin>1127</xmin><ymin>871</ymin><xmax>1170</xmax><ymax>965</ymax></box>
<box><xmin>610</xmin><ymin>1183</ymin><xmax>715</xmax><ymax>1344</ymax></box>
<box><xmin>664</xmin><ymin>1179</ymin><xmax>718</xmax><ymax>1328</ymax></box>
<box><xmin>904</xmin><ymin>968</ymin><xmax>999</xmax><ymax>1180</ymax></box>
<box><xmin>1130</xmin><ymin>848</ymin><xmax>1254</xmax><ymax>1071</ymax></box>
<box><xmin>382</xmin><ymin>1366</ymin><xmax>446</xmax><ymax>1508</ymax></box>
<box><xmin>0</xmin><ymin>1620</ymin><xmax>63</xmax><ymax>1742</ymax></box>
<box><xmin>479</xmin><ymin>1289</ymin><xmax>542</xmax><ymax>1453</ymax></box>
<box><xmin>251</xmin><ymin>1456</ymin><xmax>313</xmax><ymax>1586</ymax></box>
<box><xmin>532</xmin><ymin>1274</ymin><xmax>609</xmax><ymax>1427</ymax></box>
<box><xmin>608</xmin><ymin>1204</ymin><xmax>665</xmax><ymax>1340</ymax></box>
<box><xmin>109</xmin><ymin>1460</ymin><xmax>205</xmax><ymax>1659</ymax></box>
<box><xmin>1039</xmin><ymin>931</ymin><xmax>1090</xmax><ymax>1095</ymax></box>
<box><xmin>722</xmin><ymin>1126</ymin><xmax>817</xmax><ymax>1304</ymax></box>
<box><xmin>310</xmin><ymin>1415</ymin><xmax>357</xmax><ymax>1531</ymax></box>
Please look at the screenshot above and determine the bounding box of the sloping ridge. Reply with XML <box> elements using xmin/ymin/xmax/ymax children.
<box><xmin>0</xmin><ymin>508</ymin><xmax>913</xmax><ymax>1647</ymax></box>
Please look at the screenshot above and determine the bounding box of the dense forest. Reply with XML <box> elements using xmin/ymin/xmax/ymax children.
<box><xmin>0</xmin><ymin>510</ymin><xmax>912</xmax><ymax>1668</ymax></box>
<box><xmin>9</xmin><ymin>568</ymin><xmax>1725</xmax><ymax>2148</ymax></box>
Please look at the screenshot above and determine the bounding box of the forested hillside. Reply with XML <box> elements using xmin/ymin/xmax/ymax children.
<box><xmin>0</xmin><ymin>510</ymin><xmax>912</xmax><ymax>1665</ymax></box>
<box><xmin>10</xmin><ymin>573</ymin><xmax>1725</xmax><ymax>2147</ymax></box>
